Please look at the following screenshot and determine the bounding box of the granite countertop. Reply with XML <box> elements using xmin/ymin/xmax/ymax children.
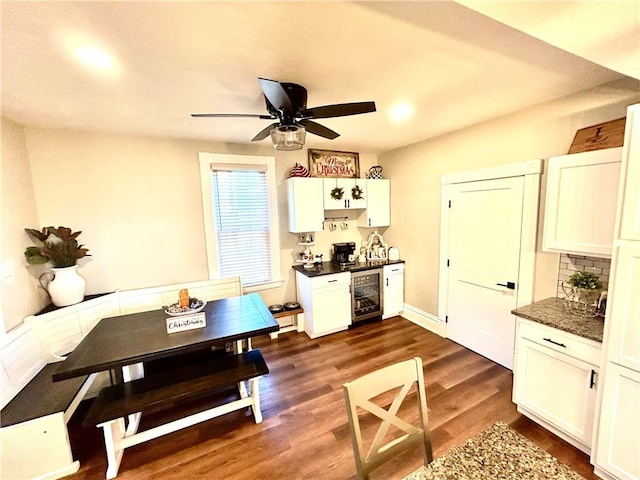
<box><xmin>292</xmin><ymin>259</ymin><xmax>404</xmax><ymax>277</ymax></box>
<box><xmin>511</xmin><ymin>297</ymin><xmax>604</xmax><ymax>343</ymax></box>
<box><xmin>403</xmin><ymin>421</ymin><xmax>586</xmax><ymax>480</ymax></box>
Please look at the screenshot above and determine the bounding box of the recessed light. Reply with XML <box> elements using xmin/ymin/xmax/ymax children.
<box><xmin>389</xmin><ymin>103</ymin><xmax>414</xmax><ymax>123</ymax></box>
<box><xmin>74</xmin><ymin>46</ymin><xmax>115</xmax><ymax>70</ymax></box>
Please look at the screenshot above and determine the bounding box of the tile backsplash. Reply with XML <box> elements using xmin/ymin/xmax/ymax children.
<box><xmin>557</xmin><ymin>253</ymin><xmax>611</xmax><ymax>298</ymax></box>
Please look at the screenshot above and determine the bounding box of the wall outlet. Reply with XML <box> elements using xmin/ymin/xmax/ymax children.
<box><xmin>1</xmin><ymin>260</ymin><xmax>15</xmax><ymax>283</ymax></box>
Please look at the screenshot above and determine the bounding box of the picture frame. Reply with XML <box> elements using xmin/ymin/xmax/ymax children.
<box><xmin>308</xmin><ymin>149</ymin><xmax>360</xmax><ymax>178</ymax></box>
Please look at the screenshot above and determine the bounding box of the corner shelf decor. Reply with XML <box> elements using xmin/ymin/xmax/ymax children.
<box><xmin>365</xmin><ymin>231</ymin><xmax>388</xmax><ymax>260</ymax></box>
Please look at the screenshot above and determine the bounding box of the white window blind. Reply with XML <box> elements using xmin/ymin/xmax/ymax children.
<box><xmin>210</xmin><ymin>166</ymin><xmax>272</xmax><ymax>286</ymax></box>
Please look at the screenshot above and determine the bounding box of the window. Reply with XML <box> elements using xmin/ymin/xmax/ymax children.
<box><xmin>199</xmin><ymin>153</ymin><xmax>282</xmax><ymax>291</ymax></box>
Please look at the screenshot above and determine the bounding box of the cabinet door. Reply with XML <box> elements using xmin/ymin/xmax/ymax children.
<box><xmin>543</xmin><ymin>148</ymin><xmax>622</xmax><ymax>257</ymax></box>
<box><xmin>311</xmin><ymin>283</ymin><xmax>351</xmax><ymax>335</ymax></box>
<box><xmin>287</xmin><ymin>178</ymin><xmax>324</xmax><ymax>233</ymax></box>
<box><xmin>620</xmin><ymin>104</ymin><xmax>640</xmax><ymax>240</ymax></box>
<box><xmin>362</xmin><ymin>179</ymin><xmax>390</xmax><ymax>227</ymax></box>
<box><xmin>606</xmin><ymin>245</ymin><xmax>640</xmax><ymax>371</ymax></box>
<box><xmin>383</xmin><ymin>265</ymin><xmax>404</xmax><ymax>319</ymax></box>
<box><xmin>514</xmin><ymin>338</ymin><xmax>598</xmax><ymax>446</ymax></box>
<box><xmin>594</xmin><ymin>362</ymin><xmax>640</xmax><ymax>480</ymax></box>
<box><xmin>323</xmin><ymin>178</ymin><xmax>366</xmax><ymax>209</ymax></box>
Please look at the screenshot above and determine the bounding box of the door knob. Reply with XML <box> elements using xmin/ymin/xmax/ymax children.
<box><xmin>496</xmin><ymin>281</ymin><xmax>516</xmax><ymax>289</ymax></box>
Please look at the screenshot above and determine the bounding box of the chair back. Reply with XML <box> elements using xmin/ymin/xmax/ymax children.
<box><xmin>343</xmin><ymin>357</ymin><xmax>433</xmax><ymax>480</ymax></box>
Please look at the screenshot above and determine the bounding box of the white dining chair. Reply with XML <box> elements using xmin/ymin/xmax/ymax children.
<box><xmin>343</xmin><ymin>357</ymin><xmax>433</xmax><ymax>480</ymax></box>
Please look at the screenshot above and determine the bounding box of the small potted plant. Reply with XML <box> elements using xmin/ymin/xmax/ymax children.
<box><xmin>563</xmin><ymin>271</ymin><xmax>602</xmax><ymax>317</ymax></box>
<box><xmin>24</xmin><ymin>226</ymin><xmax>90</xmax><ymax>307</ymax></box>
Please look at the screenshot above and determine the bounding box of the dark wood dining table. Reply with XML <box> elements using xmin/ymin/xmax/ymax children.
<box><xmin>53</xmin><ymin>292</ymin><xmax>279</xmax><ymax>382</ymax></box>
<box><xmin>51</xmin><ymin>292</ymin><xmax>279</xmax><ymax>479</ymax></box>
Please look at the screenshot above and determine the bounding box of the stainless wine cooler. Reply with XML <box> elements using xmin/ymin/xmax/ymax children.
<box><xmin>351</xmin><ymin>268</ymin><xmax>383</xmax><ymax>323</ymax></box>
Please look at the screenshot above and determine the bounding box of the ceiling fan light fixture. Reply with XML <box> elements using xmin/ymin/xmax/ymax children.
<box><xmin>270</xmin><ymin>124</ymin><xmax>306</xmax><ymax>151</ymax></box>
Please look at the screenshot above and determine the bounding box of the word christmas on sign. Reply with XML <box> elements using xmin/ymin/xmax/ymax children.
<box><xmin>166</xmin><ymin>313</ymin><xmax>206</xmax><ymax>334</ymax></box>
<box><xmin>309</xmin><ymin>149</ymin><xmax>359</xmax><ymax>178</ymax></box>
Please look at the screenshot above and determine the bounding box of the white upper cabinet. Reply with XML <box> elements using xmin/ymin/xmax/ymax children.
<box><xmin>358</xmin><ymin>179</ymin><xmax>390</xmax><ymax>228</ymax></box>
<box><xmin>543</xmin><ymin>147</ymin><xmax>622</xmax><ymax>257</ymax></box>
<box><xmin>286</xmin><ymin>177</ymin><xmax>324</xmax><ymax>233</ymax></box>
<box><xmin>620</xmin><ymin>105</ymin><xmax>640</xmax><ymax>240</ymax></box>
<box><xmin>323</xmin><ymin>178</ymin><xmax>367</xmax><ymax>210</ymax></box>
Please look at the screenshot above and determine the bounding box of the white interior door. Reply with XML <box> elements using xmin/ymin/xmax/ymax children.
<box><xmin>446</xmin><ymin>176</ymin><xmax>525</xmax><ymax>369</ymax></box>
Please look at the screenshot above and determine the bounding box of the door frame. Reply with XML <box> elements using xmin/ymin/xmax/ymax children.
<box><xmin>437</xmin><ymin>160</ymin><xmax>542</xmax><ymax>328</ymax></box>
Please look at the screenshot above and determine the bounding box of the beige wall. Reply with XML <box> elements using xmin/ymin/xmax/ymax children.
<box><xmin>379</xmin><ymin>78</ymin><xmax>640</xmax><ymax>317</ymax></box>
<box><xmin>4</xmin><ymin>77</ymin><xmax>638</xmax><ymax>332</ymax></box>
<box><xmin>2</xmin><ymin>125</ymin><xmax>378</xmax><ymax>331</ymax></box>
<box><xmin>1</xmin><ymin>118</ymin><xmax>45</xmax><ymax>331</ymax></box>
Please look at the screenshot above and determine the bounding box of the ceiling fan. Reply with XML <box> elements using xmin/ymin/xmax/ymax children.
<box><xmin>191</xmin><ymin>77</ymin><xmax>376</xmax><ymax>150</ymax></box>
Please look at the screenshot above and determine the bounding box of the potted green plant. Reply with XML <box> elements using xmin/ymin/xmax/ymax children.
<box><xmin>563</xmin><ymin>271</ymin><xmax>602</xmax><ymax>317</ymax></box>
<box><xmin>24</xmin><ymin>226</ymin><xmax>90</xmax><ymax>307</ymax></box>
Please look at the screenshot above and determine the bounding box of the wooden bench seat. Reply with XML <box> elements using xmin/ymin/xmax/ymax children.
<box><xmin>270</xmin><ymin>307</ymin><xmax>304</xmax><ymax>339</ymax></box>
<box><xmin>0</xmin><ymin>363</ymin><xmax>89</xmax><ymax>427</ymax></box>
<box><xmin>86</xmin><ymin>348</ymin><xmax>269</xmax><ymax>479</ymax></box>
<box><xmin>85</xmin><ymin>349</ymin><xmax>268</xmax><ymax>426</ymax></box>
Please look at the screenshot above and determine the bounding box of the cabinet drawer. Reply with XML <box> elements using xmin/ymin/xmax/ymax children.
<box><xmin>309</xmin><ymin>272</ymin><xmax>351</xmax><ymax>289</ymax></box>
<box><xmin>518</xmin><ymin>319</ymin><xmax>601</xmax><ymax>365</ymax></box>
<box><xmin>383</xmin><ymin>263</ymin><xmax>404</xmax><ymax>276</ymax></box>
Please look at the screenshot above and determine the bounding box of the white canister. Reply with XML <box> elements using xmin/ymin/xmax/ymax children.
<box><xmin>388</xmin><ymin>247</ymin><xmax>400</xmax><ymax>261</ymax></box>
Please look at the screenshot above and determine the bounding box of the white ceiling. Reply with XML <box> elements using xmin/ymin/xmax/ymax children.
<box><xmin>2</xmin><ymin>1</ymin><xmax>638</xmax><ymax>154</ymax></box>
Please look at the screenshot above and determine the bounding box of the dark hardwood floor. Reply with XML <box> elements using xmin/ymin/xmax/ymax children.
<box><xmin>66</xmin><ymin>317</ymin><xmax>599</xmax><ymax>479</ymax></box>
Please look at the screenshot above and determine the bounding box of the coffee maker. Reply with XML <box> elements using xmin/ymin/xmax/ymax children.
<box><xmin>332</xmin><ymin>242</ymin><xmax>356</xmax><ymax>266</ymax></box>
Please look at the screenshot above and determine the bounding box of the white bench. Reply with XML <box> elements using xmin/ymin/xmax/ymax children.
<box><xmin>269</xmin><ymin>307</ymin><xmax>305</xmax><ymax>339</ymax></box>
<box><xmin>0</xmin><ymin>323</ymin><xmax>96</xmax><ymax>480</ymax></box>
<box><xmin>0</xmin><ymin>276</ymin><xmax>243</xmax><ymax>480</ymax></box>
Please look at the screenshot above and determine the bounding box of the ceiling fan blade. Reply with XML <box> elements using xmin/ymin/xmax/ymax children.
<box><xmin>191</xmin><ymin>113</ymin><xmax>275</xmax><ymax>119</ymax></box>
<box><xmin>299</xmin><ymin>120</ymin><xmax>340</xmax><ymax>140</ymax></box>
<box><xmin>258</xmin><ymin>78</ymin><xmax>293</xmax><ymax>114</ymax></box>
<box><xmin>301</xmin><ymin>101</ymin><xmax>376</xmax><ymax>119</ymax></box>
<box><xmin>252</xmin><ymin>122</ymin><xmax>279</xmax><ymax>141</ymax></box>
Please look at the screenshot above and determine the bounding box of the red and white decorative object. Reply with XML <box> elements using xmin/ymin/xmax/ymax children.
<box><xmin>289</xmin><ymin>163</ymin><xmax>311</xmax><ymax>177</ymax></box>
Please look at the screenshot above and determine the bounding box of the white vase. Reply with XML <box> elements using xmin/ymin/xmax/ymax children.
<box><xmin>40</xmin><ymin>265</ymin><xmax>87</xmax><ymax>307</ymax></box>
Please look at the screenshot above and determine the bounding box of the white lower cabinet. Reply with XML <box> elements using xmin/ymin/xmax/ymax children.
<box><xmin>513</xmin><ymin>319</ymin><xmax>601</xmax><ymax>453</ymax></box>
<box><xmin>383</xmin><ymin>264</ymin><xmax>404</xmax><ymax>319</ymax></box>
<box><xmin>295</xmin><ymin>271</ymin><xmax>351</xmax><ymax>338</ymax></box>
<box><xmin>593</xmin><ymin>362</ymin><xmax>640</xmax><ymax>480</ymax></box>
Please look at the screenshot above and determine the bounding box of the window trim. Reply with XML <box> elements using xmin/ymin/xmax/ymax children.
<box><xmin>198</xmin><ymin>152</ymin><xmax>282</xmax><ymax>292</ymax></box>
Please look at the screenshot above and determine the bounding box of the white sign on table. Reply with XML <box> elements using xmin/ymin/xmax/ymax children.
<box><xmin>166</xmin><ymin>313</ymin><xmax>206</xmax><ymax>334</ymax></box>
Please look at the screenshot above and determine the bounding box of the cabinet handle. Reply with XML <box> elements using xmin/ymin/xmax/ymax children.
<box><xmin>368</xmin><ymin>218</ymin><xmax>371</xmax><ymax>227</ymax></box>
<box><xmin>590</xmin><ymin>369</ymin><xmax>597</xmax><ymax>389</ymax></box>
<box><xmin>328</xmin><ymin>279</ymin><xmax>337</xmax><ymax>283</ymax></box>
<box><xmin>386</xmin><ymin>278</ymin><xmax>389</xmax><ymax>287</ymax></box>
<box><xmin>543</xmin><ymin>337</ymin><xmax>566</xmax><ymax>348</ymax></box>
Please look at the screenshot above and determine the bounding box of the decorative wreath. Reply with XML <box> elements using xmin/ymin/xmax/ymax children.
<box><xmin>352</xmin><ymin>185</ymin><xmax>364</xmax><ymax>200</ymax></box>
<box><xmin>331</xmin><ymin>187</ymin><xmax>344</xmax><ymax>200</ymax></box>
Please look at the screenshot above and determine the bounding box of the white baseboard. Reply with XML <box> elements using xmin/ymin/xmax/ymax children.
<box><xmin>401</xmin><ymin>303</ymin><xmax>446</xmax><ymax>337</ymax></box>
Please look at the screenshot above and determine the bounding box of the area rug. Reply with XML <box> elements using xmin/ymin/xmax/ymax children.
<box><xmin>403</xmin><ymin>421</ymin><xmax>586</xmax><ymax>480</ymax></box>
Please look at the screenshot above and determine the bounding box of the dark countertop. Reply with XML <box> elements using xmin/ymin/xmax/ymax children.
<box><xmin>511</xmin><ymin>297</ymin><xmax>604</xmax><ymax>343</ymax></box>
<box><xmin>292</xmin><ymin>259</ymin><xmax>404</xmax><ymax>277</ymax></box>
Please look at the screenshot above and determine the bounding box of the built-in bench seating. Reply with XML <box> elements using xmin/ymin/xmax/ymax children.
<box><xmin>0</xmin><ymin>323</ymin><xmax>96</xmax><ymax>479</ymax></box>
<box><xmin>0</xmin><ymin>276</ymin><xmax>244</xmax><ymax>480</ymax></box>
